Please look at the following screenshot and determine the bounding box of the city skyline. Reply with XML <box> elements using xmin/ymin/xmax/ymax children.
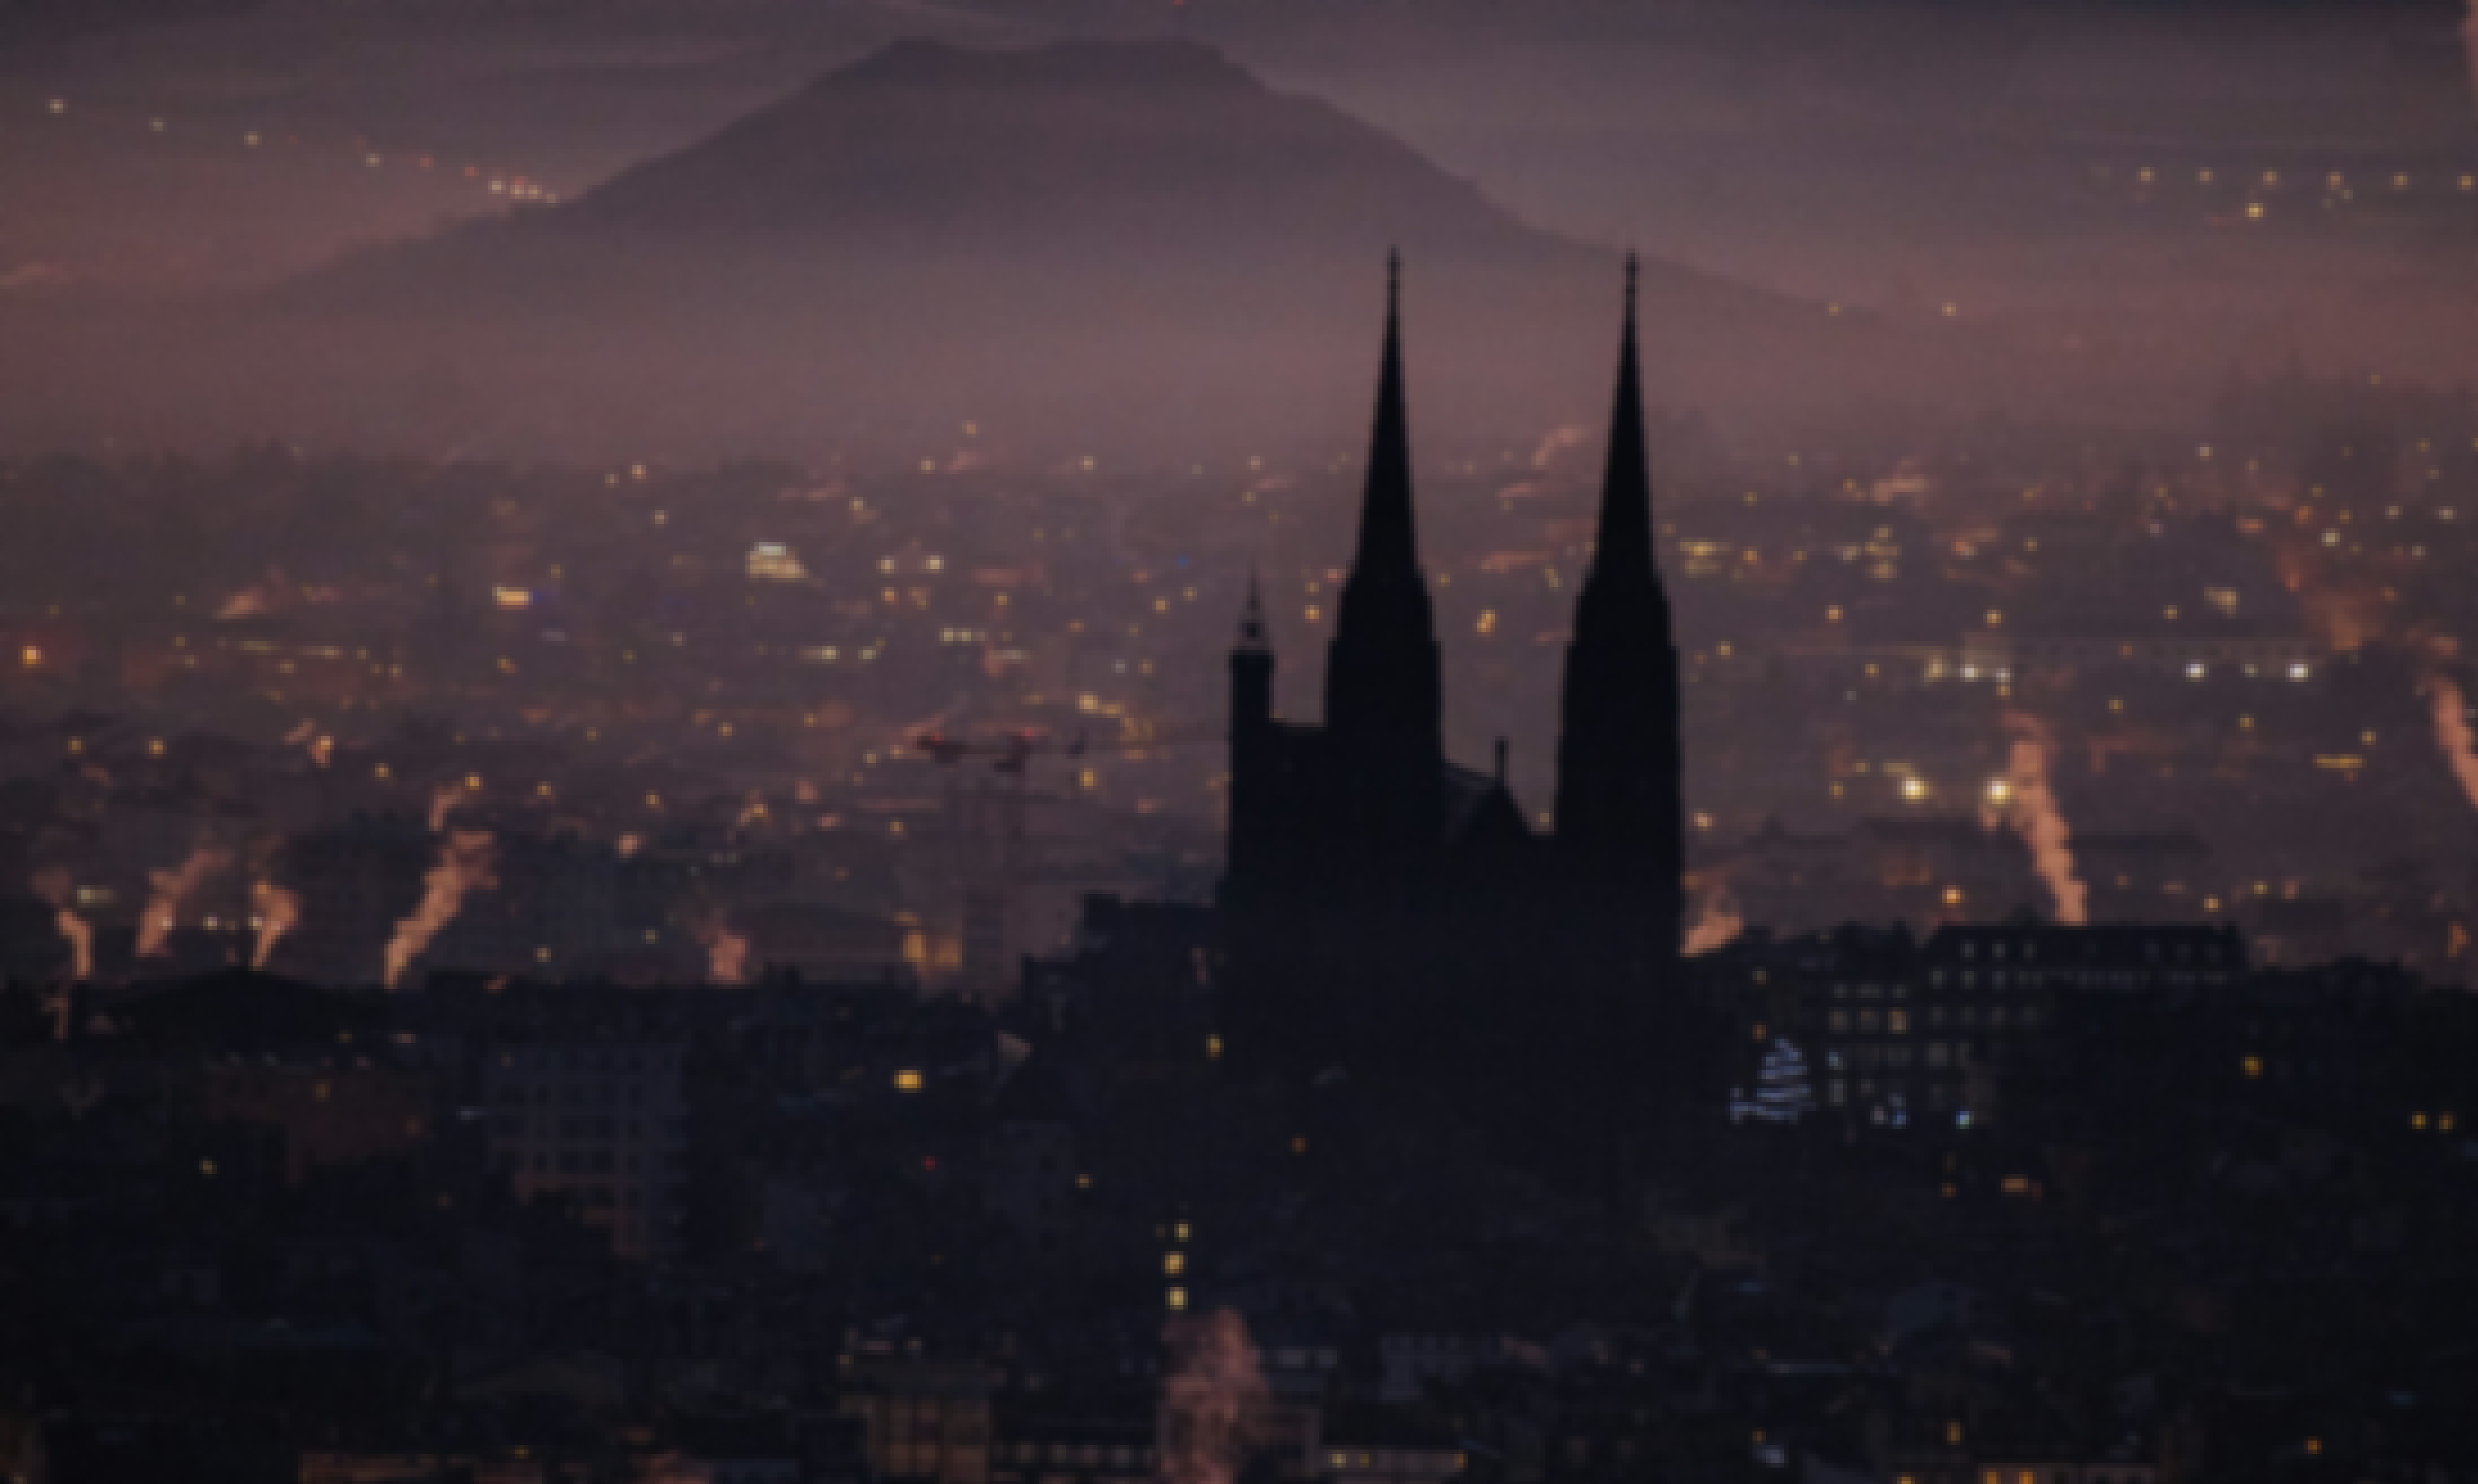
<box><xmin>2</xmin><ymin>8</ymin><xmax>2476</xmax><ymax>1484</ymax></box>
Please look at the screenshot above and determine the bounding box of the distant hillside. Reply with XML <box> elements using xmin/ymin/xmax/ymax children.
<box><xmin>283</xmin><ymin>39</ymin><xmax>1597</xmax><ymax>300</ymax></box>
<box><xmin>566</xmin><ymin>37</ymin><xmax>1571</xmax><ymax>262</ymax></box>
<box><xmin>233</xmin><ymin>40</ymin><xmax>2009</xmax><ymax>458</ymax></box>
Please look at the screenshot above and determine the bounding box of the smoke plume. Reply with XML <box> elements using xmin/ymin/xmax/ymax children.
<box><xmin>698</xmin><ymin>914</ymin><xmax>751</xmax><ymax>985</ymax></box>
<box><xmin>2427</xmin><ymin>673</ymin><xmax>2478</xmax><ymax>812</ymax></box>
<box><xmin>252</xmin><ymin>881</ymin><xmax>301</xmax><ymax>971</ymax></box>
<box><xmin>1684</xmin><ymin>882</ymin><xmax>1745</xmax><ymax>955</ymax></box>
<box><xmin>1995</xmin><ymin>712</ymin><xmax>2087</xmax><ymax>925</ymax></box>
<box><xmin>428</xmin><ymin>782</ymin><xmax>467</xmax><ymax>832</ymax></box>
<box><xmin>1159</xmin><ymin>1309</ymin><xmax>1270</xmax><ymax>1484</ymax></box>
<box><xmin>30</xmin><ymin>866</ymin><xmax>92</xmax><ymax>983</ymax></box>
<box><xmin>1530</xmin><ymin>423</ymin><xmax>1588</xmax><ymax>469</ymax></box>
<box><xmin>384</xmin><ymin>829</ymin><xmax>497</xmax><ymax>989</ymax></box>
<box><xmin>137</xmin><ymin>844</ymin><xmax>234</xmax><ymax>959</ymax></box>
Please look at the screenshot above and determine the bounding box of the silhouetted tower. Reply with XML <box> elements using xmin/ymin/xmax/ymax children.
<box><xmin>1555</xmin><ymin>257</ymin><xmax>1685</xmax><ymax>950</ymax></box>
<box><xmin>1323</xmin><ymin>253</ymin><xmax>1443</xmax><ymax>850</ymax></box>
<box><xmin>1227</xmin><ymin>572</ymin><xmax>1277</xmax><ymax>882</ymax></box>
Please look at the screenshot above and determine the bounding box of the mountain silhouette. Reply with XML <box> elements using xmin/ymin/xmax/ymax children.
<box><xmin>247</xmin><ymin>38</ymin><xmax>1993</xmax><ymax>458</ymax></box>
<box><xmin>284</xmin><ymin>36</ymin><xmax>1607</xmax><ymax>317</ymax></box>
<box><xmin>563</xmin><ymin>37</ymin><xmax>1568</xmax><ymax>264</ymax></box>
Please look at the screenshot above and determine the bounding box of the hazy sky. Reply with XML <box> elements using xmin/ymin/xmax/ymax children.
<box><xmin>1</xmin><ymin>0</ymin><xmax>2471</xmax><ymax>456</ymax></box>
<box><xmin>4</xmin><ymin>0</ymin><xmax>2467</xmax><ymax>291</ymax></box>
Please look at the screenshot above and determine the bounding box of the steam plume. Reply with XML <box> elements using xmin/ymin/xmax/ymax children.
<box><xmin>30</xmin><ymin>866</ymin><xmax>91</xmax><ymax>983</ymax></box>
<box><xmin>2427</xmin><ymin>673</ymin><xmax>2478</xmax><ymax>811</ymax></box>
<box><xmin>1684</xmin><ymin>882</ymin><xmax>1745</xmax><ymax>955</ymax></box>
<box><xmin>698</xmin><ymin>914</ymin><xmax>751</xmax><ymax>985</ymax></box>
<box><xmin>384</xmin><ymin>829</ymin><xmax>497</xmax><ymax>989</ymax></box>
<box><xmin>427</xmin><ymin>782</ymin><xmax>466</xmax><ymax>831</ymax></box>
<box><xmin>1530</xmin><ymin>423</ymin><xmax>1588</xmax><ymax>469</ymax></box>
<box><xmin>252</xmin><ymin>881</ymin><xmax>301</xmax><ymax>971</ymax></box>
<box><xmin>1159</xmin><ymin>1309</ymin><xmax>1270</xmax><ymax>1484</ymax></box>
<box><xmin>138</xmin><ymin>844</ymin><xmax>233</xmax><ymax>959</ymax></box>
<box><xmin>1995</xmin><ymin>712</ymin><xmax>2087</xmax><ymax>925</ymax></box>
<box><xmin>2408</xmin><ymin>638</ymin><xmax>2478</xmax><ymax>813</ymax></box>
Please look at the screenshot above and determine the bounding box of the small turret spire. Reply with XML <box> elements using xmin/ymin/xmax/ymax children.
<box><xmin>1238</xmin><ymin>567</ymin><xmax>1268</xmax><ymax>647</ymax></box>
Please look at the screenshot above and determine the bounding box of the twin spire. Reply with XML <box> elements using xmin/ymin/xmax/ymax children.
<box><xmin>1593</xmin><ymin>255</ymin><xmax>1657</xmax><ymax>596</ymax></box>
<box><xmin>1349</xmin><ymin>248</ymin><xmax>1419</xmax><ymax>589</ymax></box>
<box><xmin>1322</xmin><ymin>248</ymin><xmax>1442</xmax><ymax>776</ymax></box>
<box><xmin>1232</xmin><ymin>252</ymin><xmax>1677</xmax><ymax>887</ymax></box>
<box><xmin>1344</xmin><ymin>249</ymin><xmax>1655</xmax><ymax>602</ymax></box>
<box><xmin>1249</xmin><ymin>250</ymin><xmax>1660</xmax><ymax>655</ymax></box>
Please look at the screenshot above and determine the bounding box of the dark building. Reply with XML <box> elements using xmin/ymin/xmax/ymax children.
<box><xmin>1220</xmin><ymin>258</ymin><xmax>1686</xmax><ymax>1142</ymax></box>
<box><xmin>1703</xmin><ymin>920</ymin><xmax>2252</xmax><ymax>1130</ymax></box>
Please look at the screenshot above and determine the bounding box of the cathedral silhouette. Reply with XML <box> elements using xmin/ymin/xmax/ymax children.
<box><xmin>1221</xmin><ymin>256</ymin><xmax>1686</xmax><ymax>1137</ymax></box>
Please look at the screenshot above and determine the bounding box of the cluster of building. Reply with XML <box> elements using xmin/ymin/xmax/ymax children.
<box><xmin>5</xmin><ymin>369</ymin><xmax>2478</xmax><ymax>976</ymax></box>
<box><xmin>2</xmin><ymin>892</ymin><xmax>2470</xmax><ymax>1484</ymax></box>
<box><xmin>3</xmin><ymin>280</ymin><xmax>2478</xmax><ymax>1484</ymax></box>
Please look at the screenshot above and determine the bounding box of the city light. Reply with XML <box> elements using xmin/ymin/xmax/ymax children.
<box><xmin>0</xmin><ymin>28</ymin><xmax>2468</xmax><ymax>1472</ymax></box>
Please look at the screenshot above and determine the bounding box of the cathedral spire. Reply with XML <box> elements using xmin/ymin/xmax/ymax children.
<box><xmin>1323</xmin><ymin>252</ymin><xmax>1442</xmax><ymax>844</ymax></box>
<box><xmin>1555</xmin><ymin>256</ymin><xmax>1683</xmax><ymax>921</ymax></box>
<box><xmin>1589</xmin><ymin>253</ymin><xmax>1657</xmax><ymax>597</ymax></box>
<box><xmin>1348</xmin><ymin>248</ymin><xmax>1419</xmax><ymax>585</ymax></box>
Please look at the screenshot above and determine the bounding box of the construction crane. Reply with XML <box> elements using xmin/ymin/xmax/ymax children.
<box><xmin>907</xmin><ymin>723</ymin><xmax>1218</xmax><ymax>995</ymax></box>
<box><xmin>907</xmin><ymin>724</ymin><xmax>1219</xmax><ymax>776</ymax></box>
<box><xmin>904</xmin><ymin>722</ymin><xmax>1220</xmax><ymax>871</ymax></box>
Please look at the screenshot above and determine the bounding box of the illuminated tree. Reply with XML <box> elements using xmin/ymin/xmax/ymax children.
<box><xmin>1729</xmin><ymin>1037</ymin><xmax>1817</xmax><ymax>1124</ymax></box>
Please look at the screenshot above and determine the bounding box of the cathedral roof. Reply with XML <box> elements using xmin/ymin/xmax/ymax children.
<box><xmin>1440</xmin><ymin>761</ymin><xmax>1533</xmax><ymax>850</ymax></box>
